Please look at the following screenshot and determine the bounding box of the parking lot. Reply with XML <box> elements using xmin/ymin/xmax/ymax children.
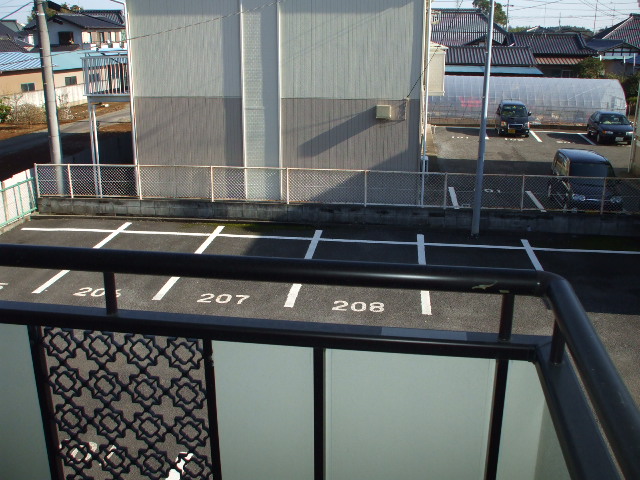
<box><xmin>1</xmin><ymin>216</ymin><xmax>639</xmax><ymax>406</ymax></box>
<box><xmin>432</xmin><ymin>126</ymin><xmax>633</xmax><ymax>175</ymax></box>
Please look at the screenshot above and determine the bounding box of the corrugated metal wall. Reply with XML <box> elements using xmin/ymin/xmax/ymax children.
<box><xmin>128</xmin><ymin>0</ymin><xmax>423</xmax><ymax>172</ymax></box>
<box><xmin>282</xmin><ymin>99</ymin><xmax>420</xmax><ymax>171</ymax></box>
<box><xmin>280</xmin><ymin>0</ymin><xmax>423</xmax><ymax>100</ymax></box>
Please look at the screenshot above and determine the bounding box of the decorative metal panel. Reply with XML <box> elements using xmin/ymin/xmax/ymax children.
<box><xmin>39</xmin><ymin>327</ymin><xmax>214</xmax><ymax>479</ymax></box>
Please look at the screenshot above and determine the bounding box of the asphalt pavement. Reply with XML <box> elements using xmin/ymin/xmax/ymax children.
<box><xmin>1</xmin><ymin>216</ymin><xmax>638</xmax><ymax>408</ymax></box>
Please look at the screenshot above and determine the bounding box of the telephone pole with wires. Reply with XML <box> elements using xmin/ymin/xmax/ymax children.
<box><xmin>34</xmin><ymin>0</ymin><xmax>63</xmax><ymax>168</ymax></box>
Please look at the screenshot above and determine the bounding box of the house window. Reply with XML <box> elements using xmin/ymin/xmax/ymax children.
<box><xmin>65</xmin><ymin>76</ymin><xmax>78</xmax><ymax>86</ymax></box>
<box><xmin>21</xmin><ymin>83</ymin><xmax>36</xmax><ymax>92</ymax></box>
<box><xmin>58</xmin><ymin>31</ymin><xmax>74</xmax><ymax>45</ymax></box>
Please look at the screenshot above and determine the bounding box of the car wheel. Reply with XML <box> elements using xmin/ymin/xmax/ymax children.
<box><xmin>596</xmin><ymin>133</ymin><xmax>602</xmax><ymax>144</ymax></box>
<box><xmin>586</xmin><ymin>129</ymin><xmax>592</xmax><ymax>138</ymax></box>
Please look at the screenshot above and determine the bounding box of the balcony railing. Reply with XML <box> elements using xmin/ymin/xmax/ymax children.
<box><xmin>1</xmin><ymin>245</ymin><xmax>639</xmax><ymax>479</ymax></box>
<box><xmin>35</xmin><ymin>163</ymin><xmax>640</xmax><ymax>214</ymax></box>
<box><xmin>82</xmin><ymin>52</ymin><xmax>129</xmax><ymax>97</ymax></box>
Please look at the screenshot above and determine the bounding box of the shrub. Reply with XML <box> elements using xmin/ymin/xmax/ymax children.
<box><xmin>8</xmin><ymin>102</ymin><xmax>46</xmax><ymax>125</ymax></box>
<box><xmin>0</xmin><ymin>98</ymin><xmax>11</xmax><ymax>123</ymax></box>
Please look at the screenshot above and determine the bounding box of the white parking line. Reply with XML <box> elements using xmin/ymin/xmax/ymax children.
<box><xmin>417</xmin><ymin>234</ymin><xmax>432</xmax><ymax>315</ymax></box>
<box><xmin>284</xmin><ymin>283</ymin><xmax>302</xmax><ymax>308</ymax></box>
<box><xmin>448</xmin><ymin>187</ymin><xmax>460</xmax><ymax>209</ymax></box>
<box><xmin>521</xmin><ymin>239</ymin><xmax>544</xmax><ymax>271</ymax></box>
<box><xmin>32</xmin><ymin>222</ymin><xmax>132</xmax><ymax>294</ymax></box>
<box><xmin>529</xmin><ymin>130</ymin><xmax>542</xmax><ymax>142</ymax></box>
<box><xmin>153</xmin><ymin>226</ymin><xmax>225</xmax><ymax>301</ymax></box>
<box><xmin>284</xmin><ymin>230</ymin><xmax>323</xmax><ymax>308</ymax></box>
<box><xmin>579</xmin><ymin>133</ymin><xmax>596</xmax><ymax>145</ymax></box>
<box><xmin>525</xmin><ymin>191</ymin><xmax>546</xmax><ymax>212</ymax></box>
<box><xmin>421</xmin><ymin>291</ymin><xmax>432</xmax><ymax>315</ymax></box>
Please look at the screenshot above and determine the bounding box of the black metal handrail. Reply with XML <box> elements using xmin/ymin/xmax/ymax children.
<box><xmin>0</xmin><ymin>244</ymin><xmax>639</xmax><ymax>479</ymax></box>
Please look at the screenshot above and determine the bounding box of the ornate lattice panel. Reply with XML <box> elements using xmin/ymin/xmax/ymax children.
<box><xmin>40</xmin><ymin>327</ymin><xmax>214</xmax><ymax>479</ymax></box>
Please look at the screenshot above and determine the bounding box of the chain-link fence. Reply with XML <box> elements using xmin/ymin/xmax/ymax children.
<box><xmin>35</xmin><ymin>164</ymin><xmax>640</xmax><ymax>215</ymax></box>
<box><xmin>1</xmin><ymin>177</ymin><xmax>37</xmax><ymax>228</ymax></box>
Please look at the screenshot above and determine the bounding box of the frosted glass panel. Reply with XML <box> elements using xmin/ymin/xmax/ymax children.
<box><xmin>326</xmin><ymin>350</ymin><xmax>495</xmax><ymax>480</ymax></box>
<box><xmin>0</xmin><ymin>324</ymin><xmax>50</xmax><ymax>480</ymax></box>
<box><xmin>212</xmin><ymin>341</ymin><xmax>314</xmax><ymax>480</ymax></box>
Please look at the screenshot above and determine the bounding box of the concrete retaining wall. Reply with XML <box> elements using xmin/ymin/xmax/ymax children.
<box><xmin>37</xmin><ymin>197</ymin><xmax>640</xmax><ymax>236</ymax></box>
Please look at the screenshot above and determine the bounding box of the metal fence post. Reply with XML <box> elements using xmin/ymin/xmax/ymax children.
<box><xmin>136</xmin><ymin>165</ymin><xmax>143</xmax><ymax>200</ymax></box>
<box><xmin>34</xmin><ymin>166</ymin><xmax>41</xmax><ymax>199</ymax></box>
<box><xmin>600</xmin><ymin>179</ymin><xmax>607</xmax><ymax>214</ymax></box>
<box><xmin>520</xmin><ymin>175</ymin><xmax>526</xmax><ymax>211</ymax></box>
<box><xmin>286</xmin><ymin>168</ymin><xmax>290</xmax><ymax>205</ymax></box>
<box><xmin>364</xmin><ymin>170</ymin><xmax>368</xmax><ymax>207</ymax></box>
<box><xmin>67</xmin><ymin>165</ymin><xmax>74</xmax><ymax>199</ymax></box>
<box><xmin>443</xmin><ymin>173</ymin><xmax>448</xmax><ymax>208</ymax></box>
<box><xmin>210</xmin><ymin>166</ymin><xmax>215</xmax><ymax>203</ymax></box>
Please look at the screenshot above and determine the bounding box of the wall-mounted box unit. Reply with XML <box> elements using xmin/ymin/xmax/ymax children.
<box><xmin>376</xmin><ymin>105</ymin><xmax>393</xmax><ymax>120</ymax></box>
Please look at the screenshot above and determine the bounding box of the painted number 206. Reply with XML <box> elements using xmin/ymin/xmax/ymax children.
<box><xmin>74</xmin><ymin>287</ymin><xmax>121</xmax><ymax>297</ymax></box>
<box><xmin>197</xmin><ymin>294</ymin><xmax>250</xmax><ymax>304</ymax></box>
<box><xmin>332</xmin><ymin>301</ymin><xmax>384</xmax><ymax>313</ymax></box>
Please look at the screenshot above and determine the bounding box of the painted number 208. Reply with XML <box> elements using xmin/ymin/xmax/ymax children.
<box><xmin>332</xmin><ymin>301</ymin><xmax>384</xmax><ymax>313</ymax></box>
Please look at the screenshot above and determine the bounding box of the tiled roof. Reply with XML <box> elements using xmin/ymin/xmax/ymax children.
<box><xmin>594</xmin><ymin>14</ymin><xmax>640</xmax><ymax>50</ymax></box>
<box><xmin>0</xmin><ymin>51</ymin><xmax>41</xmax><ymax>71</ymax></box>
<box><xmin>587</xmin><ymin>39</ymin><xmax>637</xmax><ymax>52</ymax></box>
<box><xmin>83</xmin><ymin>10</ymin><xmax>125</xmax><ymax>26</ymax></box>
<box><xmin>24</xmin><ymin>10</ymin><xmax>124</xmax><ymax>30</ymax></box>
<box><xmin>433</xmin><ymin>9</ymin><xmax>509</xmax><ymax>47</ymax></box>
<box><xmin>0</xmin><ymin>35</ymin><xmax>28</xmax><ymax>53</ymax></box>
<box><xmin>509</xmin><ymin>33</ymin><xmax>594</xmax><ymax>56</ymax></box>
<box><xmin>446</xmin><ymin>46</ymin><xmax>536</xmax><ymax>66</ymax></box>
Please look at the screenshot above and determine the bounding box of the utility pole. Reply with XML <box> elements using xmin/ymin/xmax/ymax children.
<box><xmin>471</xmin><ymin>0</ymin><xmax>495</xmax><ymax>237</ymax></box>
<box><xmin>35</xmin><ymin>0</ymin><xmax>63</xmax><ymax>167</ymax></box>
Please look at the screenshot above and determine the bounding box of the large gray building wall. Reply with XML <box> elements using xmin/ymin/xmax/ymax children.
<box><xmin>282</xmin><ymin>99</ymin><xmax>420</xmax><ymax>171</ymax></box>
<box><xmin>127</xmin><ymin>0</ymin><xmax>424</xmax><ymax>173</ymax></box>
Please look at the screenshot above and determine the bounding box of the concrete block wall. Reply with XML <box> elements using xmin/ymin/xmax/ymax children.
<box><xmin>36</xmin><ymin>198</ymin><xmax>640</xmax><ymax>236</ymax></box>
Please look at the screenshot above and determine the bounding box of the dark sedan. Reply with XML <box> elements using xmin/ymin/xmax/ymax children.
<box><xmin>586</xmin><ymin>110</ymin><xmax>633</xmax><ymax>145</ymax></box>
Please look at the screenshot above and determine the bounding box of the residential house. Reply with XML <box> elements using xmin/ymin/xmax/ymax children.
<box><xmin>586</xmin><ymin>39</ymin><xmax>640</xmax><ymax>76</ymax></box>
<box><xmin>432</xmin><ymin>8</ymin><xmax>510</xmax><ymax>47</ymax></box>
<box><xmin>126</xmin><ymin>0</ymin><xmax>427</xmax><ymax>191</ymax></box>
<box><xmin>508</xmin><ymin>33</ymin><xmax>594</xmax><ymax>77</ymax></box>
<box><xmin>445</xmin><ymin>46</ymin><xmax>542</xmax><ymax>76</ymax></box>
<box><xmin>0</xmin><ymin>50</ymin><xmax>87</xmax><ymax>105</ymax></box>
<box><xmin>0</xmin><ymin>22</ymin><xmax>32</xmax><ymax>52</ymax></box>
<box><xmin>24</xmin><ymin>9</ymin><xmax>126</xmax><ymax>51</ymax></box>
<box><xmin>593</xmin><ymin>13</ymin><xmax>640</xmax><ymax>50</ymax></box>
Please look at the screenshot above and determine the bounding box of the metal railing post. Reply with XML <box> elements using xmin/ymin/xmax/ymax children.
<box><xmin>443</xmin><ymin>173</ymin><xmax>448</xmax><ymax>208</ymax></box>
<box><xmin>210</xmin><ymin>166</ymin><xmax>215</xmax><ymax>202</ymax></box>
<box><xmin>136</xmin><ymin>165</ymin><xmax>143</xmax><ymax>200</ymax></box>
<box><xmin>286</xmin><ymin>168</ymin><xmax>290</xmax><ymax>205</ymax></box>
<box><xmin>520</xmin><ymin>175</ymin><xmax>526</xmax><ymax>211</ymax></box>
<box><xmin>364</xmin><ymin>170</ymin><xmax>368</xmax><ymax>207</ymax></box>
<box><xmin>600</xmin><ymin>178</ymin><xmax>607</xmax><ymax>214</ymax></box>
<box><xmin>67</xmin><ymin>165</ymin><xmax>74</xmax><ymax>199</ymax></box>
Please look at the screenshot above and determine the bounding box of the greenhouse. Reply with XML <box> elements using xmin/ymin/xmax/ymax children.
<box><xmin>427</xmin><ymin>76</ymin><xmax>628</xmax><ymax>126</ymax></box>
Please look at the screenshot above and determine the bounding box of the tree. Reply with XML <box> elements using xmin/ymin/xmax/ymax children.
<box><xmin>576</xmin><ymin>57</ymin><xmax>605</xmax><ymax>79</ymax></box>
<box><xmin>26</xmin><ymin>1</ymin><xmax>83</xmax><ymax>23</ymax></box>
<box><xmin>472</xmin><ymin>0</ymin><xmax>508</xmax><ymax>27</ymax></box>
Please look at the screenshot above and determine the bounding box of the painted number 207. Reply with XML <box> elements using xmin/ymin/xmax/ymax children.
<box><xmin>332</xmin><ymin>301</ymin><xmax>384</xmax><ymax>313</ymax></box>
<box><xmin>197</xmin><ymin>294</ymin><xmax>250</xmax><ymax>304</ymax></box>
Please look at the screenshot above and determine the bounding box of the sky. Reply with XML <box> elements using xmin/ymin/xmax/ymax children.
<box><xmin>1</xmin><ymin>0</ymin><xmax>638</xmax><ymax>33</ymax></box>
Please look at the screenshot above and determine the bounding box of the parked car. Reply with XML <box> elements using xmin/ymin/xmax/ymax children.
<box><xmin>548</xmin><ymin>149</ymin><xmax>623</xmax><ymax>211</ymax></box>
<box><xmin>495</xmin><ymin>100</ymin><xmax>531</xmax><ymax>137</ymax></box>
<box><xmin>586</xmin><ymin>111</ymin><xmax>633</xmax><ymax>145</ymax></box>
